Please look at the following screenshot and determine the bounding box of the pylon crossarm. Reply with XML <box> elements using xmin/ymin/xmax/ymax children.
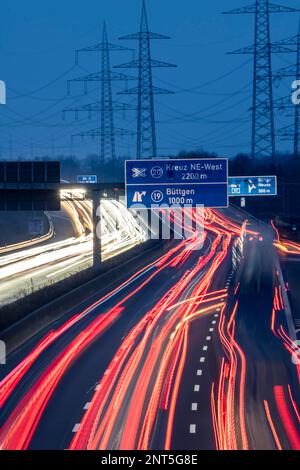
<box><xmin>273</xmin><ymin>34</ymin><xmax>300</xmax><ymax>46</ymax></box>
<box><xmin>110</xmin><ymin>72</ymin><xmax>137</xmax><ymax>80</ymax></box>
<box><xmin>117</xmin><ymin>86</ymin><xmax>174</xmax><ymax>95</ymax></box>
<box><xmin>273</xmin><ymin>95</ymin><xmax>294</xmax><ymax>109</ymax></box>
<box><xmin>72</xmin><ymin>127</ymin><xmax>135</xmax><ymax>139</ymax></box>
<box><xmin>268</xmin><ymin>3</ymin><xmax>300</xmax><ymax>13</ymax></box>
<box><xmin>114</xmin><ymin>101</ymin><xmax>137</xmax><ymax>111</ymax></box>
<box><xmin>115</xmin><ymin>128</ymin><xmax>136</xmax><ymax>136</ymax></box>
<box><xmin>115</xmin><ymin>59</ymin><xmax>176</xmax><ymax>68</ymax></box>
<box><xmin>119</xmin><ymin>32</ymin><xmax>170</xmax><ymax>40</ymax></box>
<box><xmin>68</xmin><ymin>72</ymin><xmax>104</xmax><ymax>83</ymax></box>
<box><xmin>227</xmin><ymin>45</ymin><xmax>255</xmax><ymax>54</ymax></box>
<box><xmin>76</xmin><ymin>43</ymin><xmax>132</xmax><ymax>53</ymax></box>
<box><xmin>223</xmin><ymin>5</ymin><xmax>256</xmax><ymax>14</ymax></box>
<box><xmin>277</xmin><ymin>125</ymin><xmax>294</xmax><ymax>138</ymax></box>
<box><xmin>75</xmin><ymin>44</ymin><xmax>132</xmax><ymax>64</ymax></box>
<box><xmin>271</xmin><ymin>44</ymin><xmax>297</xmax><ymax>53</ymax></box>
<box><xmin>223</xmin><ymin>3</ymin><xmax>299</xmax><ymax>14</ymax></box>
<box><xmin>273</xmin><ymin>65</ymin><xmax>297</xmax><ymax>78</ymax></box>
<box><xmin>69</xmin><ymin>71</ymin><xmax>136</xmax><ymax>82</ymax></box>
<box><xmin>228</xmin><ymin>44</ymin><xmax>296</xmax><ymax>54</ymax></box>
<box><xmin>64</xmin><ymin>101</ymin><xmax>136</xmax><ymax>114</ymax></box>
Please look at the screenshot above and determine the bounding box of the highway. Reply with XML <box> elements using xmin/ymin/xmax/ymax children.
<box><xmin>0</xmin><ymin>207</ymin><xmax>300</xmax><ymax>450</ymax></box>
<box><xmin>272</xmin><ymin>224</ymin><xmax>300</xmax><ymax>332</ymax></box>
<box><xmin>0</xmin><ymin>213</ymin><xmax>55</xmax><ymax>255</ymax></box>
<box><xmin>0</xmin><ymin>193</ymin><xmax>146</xmax><ymax>306</ymax></box>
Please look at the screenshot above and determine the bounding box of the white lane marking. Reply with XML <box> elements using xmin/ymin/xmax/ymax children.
<box><xmin>194</xmin><ymin>385</ymin><xmax>200</xmax><ymax>392</ymax></box>
<box><xmin>197</xmin><ymin>369</ymin><xmax>203</xmax><ymax>376</ymax></box>
<box><xmin>212</xmin><ymin>320</ymin><xmax>216</xmax><ymax>325</ymax></box>
<box><xmin>84</xmin><ymin>402</ymin><xmax>90</xmax><ymax>410</ymax></box>
<box><xmin>72</xmin><ymin>424</ymin><xmax>80</xmax><ymax>433</ymax></box>
<box><xmin>79</xmin><ymin>265</ymin><xmax>156</xmax><ymax>321</ymax></box>
<box><xmin>200</xmin><ymin>357</ymin><xmax>205</xmax><ymax>363</ymax></box>
<box><xmin>189</xmin><ymin>424</ymin><xmax>196</xmax><ymax>434</ymax></box>
<box><xmin>206</xmin><ymin>336</ymin><xmax>211</xmax><ymax>341</ymax></box>
<box><xmin>209</xmin><ymin>328</ymin><xmax>214</xmax><ymax>332</ymax></box>
<box><xmin>214</xmin><ymin>314</ymin><xmax>219</xmax><ymax>318</ymax></box>
<box><xmin>191</xmin><ymin>403</ymin><xmax>198</xmax><ymax>411</ymax></box>
<box><xmin>203</xmin><ymin>345</ymin><xmax>208</xmax><ymax>351</ymax></box>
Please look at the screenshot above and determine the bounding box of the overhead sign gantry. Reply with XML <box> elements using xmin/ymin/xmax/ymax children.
<box><xmin>0</xmin><ymin>161</ymin><xmax>61</xmax><ymax>211</ymax></box>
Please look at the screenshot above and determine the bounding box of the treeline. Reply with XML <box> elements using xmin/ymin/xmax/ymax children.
<box><xmin>18</xmin><ymin>149</ymin><xmax>300</xmax><ymax>183</ymax></box>
<box><xmin>17</xmin><ymin>150</ymin><xmax>300</xmax><ymax>217</ymax></box>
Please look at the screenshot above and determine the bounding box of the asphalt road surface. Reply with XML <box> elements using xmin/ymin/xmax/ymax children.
<box><xmin>0</xmin><ymin>207</ymin><xmax>299</xmax><ymax>450</ymax></box>
<box><xmin>0</xmin><ymin>198</ymin><xmax>145</xmax><ymax>306</ymax></box>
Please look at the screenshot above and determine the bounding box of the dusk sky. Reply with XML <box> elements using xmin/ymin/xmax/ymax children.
<box><xmin>0</xmin><ymin>0</ymin><xmax>296</xmax><ymax>160</ymax></box>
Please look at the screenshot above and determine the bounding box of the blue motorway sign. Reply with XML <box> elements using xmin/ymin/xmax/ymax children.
<box><xmin>77</xmin><ymin>175</ymin><xmax>97</xmax><ymax>184</ymax></box>
<box><xmin>125</xmin><ymin>158</ymin><xmax>228</xmax><ymax>208</ymax></box>
<box><xmin>228</xmin><ymin>176</ymin><xmax>277</xmax><ymax>197</ymax></box>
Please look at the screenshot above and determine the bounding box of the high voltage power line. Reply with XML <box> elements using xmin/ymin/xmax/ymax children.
<box><xmin>223</xmin><ymin>0</ymin><xmax>300</xmax><ymax>163</ymax></box>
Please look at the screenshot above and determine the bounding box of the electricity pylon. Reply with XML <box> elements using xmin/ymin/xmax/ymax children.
<box><xmin>115</xmin><ymin>0</ymin><xmax>176</xmax><ymax>159</ymax></box>
<box><xmin>65</xmin><ymin>23</ymin><xmax>135</xmax><ymax>163</ymax></box>
<box><xmin>224</xmin><ymin>0</ymin><xmax>299</xmax><ymax>162</ymax></box>
<box><xmin>272</xmin><ymin>21</ymin><xmax>300</xmax><ymax>162</ymax></box>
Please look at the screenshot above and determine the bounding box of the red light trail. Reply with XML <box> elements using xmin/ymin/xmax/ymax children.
<box><xmin>1</xmin><ymin>208</ymin><xmax>282</xmax><ymax>451</ymax></box>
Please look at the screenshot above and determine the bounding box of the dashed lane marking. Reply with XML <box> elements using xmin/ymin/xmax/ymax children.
<box><xmin>189</xmin><ymin>424</ymin><xmax>196</xmax><ymax>434</ymax></box>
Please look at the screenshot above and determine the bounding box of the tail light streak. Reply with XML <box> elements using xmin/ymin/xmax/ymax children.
<box><xmin>0</xmin><ymin>208</ymin><xmax>250</xmax><ymax>450</ymax></box>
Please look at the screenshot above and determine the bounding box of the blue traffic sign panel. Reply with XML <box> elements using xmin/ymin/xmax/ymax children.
<box><xmin>125</xmin><ymin>158</ymin><xmax>228</xmax><ymax>208</ymax></box>
<box><xmin>228</xmin><ymin>176</ymin><xmax>277</xmax><ymax>197</ymax></box>
<box><xmin>77</xmin><ymin>175</ymin><xmax>98</xmax><ymax>184</ymax></box>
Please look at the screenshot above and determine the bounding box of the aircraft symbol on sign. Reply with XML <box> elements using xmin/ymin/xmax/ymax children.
<box><xmin>132</xmin><ymin>168</ymin><xmax>147</xmax><ymax>178</ymax></box>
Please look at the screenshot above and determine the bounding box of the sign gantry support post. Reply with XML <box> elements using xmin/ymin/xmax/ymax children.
<box><xmin>91</xmin><ymin>190</ymin><xmax>102</xmax><ymax>271</ymax></box>
<box><xmin>61</xmin><ymin>183</ymin><xmax>124</xmax><ymax>272</ymax></box>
